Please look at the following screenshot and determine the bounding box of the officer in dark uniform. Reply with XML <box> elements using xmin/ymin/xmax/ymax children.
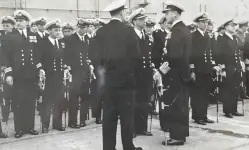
<box><xmin>129</xmin><ymin>8</ymin><xmax>153</xmax><ymax>137</ymax></box>
<box><xmin>62</xmin><ymin>22</ymin><xmax>74</xmax><ymax>37</ymax></box>
<box><xmin>95</xmin><ymin>0</ymin><xmax>142</xmax><ymax>149</ymax></box>
<box><xmin>1</xmin><ymin>10</ymin><xmax>41</xmax><ymax>138</ymax></box>
<box><xmin>0</xmin><ymin>16</ymin><xmax>15</xmax><ymax>138</ymax></box>
<box><xmin>64</xmin><ymin>18</ymin><xmax>93</xmax><ymax>128</ymax></box>
<box><xmin>162</xmin><ymin>2</ymin><xmax>194</xmax><ymax>145</ymax></box>
<box><xmin>235</xmin><ymin>21</ymin><xmax>249</xmax><ymax>98</ymax></box>
<box><xmin>39</xmin><ymin>19</ymin><xmax>68</xmax><ymax>133</ymax></box>
<box><xmin>216</xmin><ymin>19</ymin><xmax>244</xmax><ymax>118</ymax></box>
<box><xmin>190</xmin><ymin>13</ymin><xmax>215</xmax><ymax>125</ymax></box>
<box><xmin>89</xmin><ymin>19</ymin><xmax>107</xmax><ymax>125</ymax></box>
<box><xmin>33</xmin><ymin>17</ymin><xmax>48</xmax><ymax>41</ymax></box>
<box><xmin>0</xmin><ymin>16</ymin><xmax>16</xmax><ymax>136</ymax></box>
<box><xmin>33</xmin><ymin>17</ymin><xmax>48</xmax><ymax>42</ymax></box>
<box><xmin>152</xmin><ymin>16</ymin><xmax>168</xmax><ymax>69</ymax></box>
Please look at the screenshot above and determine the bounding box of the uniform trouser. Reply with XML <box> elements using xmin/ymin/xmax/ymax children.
<box><xmin>103</xmin><ymin>88</ymin><xmax>135</xmax><ymax>150</ymax></box>
<box><xmin>190</xmin><ymin>73</ymin><xmax>212</xmax><ymax>121</ymax></box>
<box><xmin>1</xmin><ymin>99</ymin><xmax>11</xmax><ymax>122</ymax></box>
<box><xmin>13</xmin><ymin>79</ymin><xmax>37</xmax><ymax>133</ymax></box>
<box><xmin>220</xmin><ymin>72</ymin><xmax>240</xmax><ymax>114</ymax></box>
<box><xmin>68</xmin><ymin>92</ymin><xmax>90</xmax><ymax>125</ymax></box>
<box><xmin>135</xmin><ymin>104</ymin><xmax>148</xmax><ymax>133</ymax></box>
<box><xmin>90</xmin><ymin>79</ymin><xmax>102</xmax><ymax>119</ymax></box>
<box><xmin>42</xmin><ymin>101</ymin><xmax>64</xmax><ymax>129</ymax></box>
<box><xmin>191</xmin><ymin>88</ymin><xmax>209</xmax><ymax>121</ymax></box>
<box><xmin>41</xmin><ymin>75</ymin><xmax>64</xmax><ymax>129</ymax></box>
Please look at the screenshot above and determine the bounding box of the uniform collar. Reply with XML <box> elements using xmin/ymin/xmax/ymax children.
<box><xmin>17</xmin><ymin>28</ymin><xmax>27</xmax><ymax>36</ymax></box>
<box><xmin>225</xmin><ymin>31</ymin><xmax>234</xmax><ymax>40</ymax></box>
<box><xmin>38</xmin><ymin>31</ymin><xmax>46</xmax><ymax>38</ymax></box>
<box><xmin>48</xmin><ymin>36</ymin><xmax>58</xmax><ymax>46</ymax></box>
<box><xmin>111</xmin><ymin>18</ymin><xmax>122</xmax><ymax>22</ymax></box>
<box><xmin>134</xmin><ymin>27</ymin><xmax>143</xmax><ymax>39</ymax></box>
<box><xmin>197</xmin><ymin>28</ymin><xmax>205</xmax><ymax>36</ymax></box>
<box><xmin>171</xmin><ymin>19</ymin><xmax>181</xmax><ymax>28</ymax></box>
<box><xmin>76</xmin><ymin>32</ymin><xmax>85</xmax><ymax>41</ymax></box>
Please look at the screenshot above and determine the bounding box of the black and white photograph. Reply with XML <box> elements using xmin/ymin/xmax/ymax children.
<box><xmin>0</xmin><ymin>0</ymin><xmax>249</xmax><ymax>150</ymax></box>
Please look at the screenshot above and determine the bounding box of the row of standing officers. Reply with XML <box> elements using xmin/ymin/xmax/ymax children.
<box><xmin>0</xmin><ymin>1</ymin><xmax>249</xmax><ymax>150</ymax></box>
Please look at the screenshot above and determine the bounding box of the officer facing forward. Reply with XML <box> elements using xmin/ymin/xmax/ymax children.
<box><xmin>62</xmin><ymin>22</ymin><xmax>74</xmax><ymax>37</ymax></box>
<box><xmin>129</xmin><ymin>8</ymin><xmax>154</xmax><ymax>137</ymax></box>
<box><xmin>1</xmin><ymin>10</ymin><xmax>41</xmax><ymax>138</ymax></box>
<box><xmin>217</xmin><ymin>20</ymin><xmax>244</xmax><ymax>118</ymax></box>
<box><xmin>64</xmin><ymin>18</ymin><xmax>93</xmax><ymax>128</ymax></box>
<box><xmin>190</xmin><ymin>13</ymin><xmax>215</xmax><ymax>125</ymax></box>
<box><xmin>39</xmin><ymin>20</ymin><xmax>68</xmax><ymax>133</ymax></box>
<box><xmin>95</xmin><ymin>0</ymin><xmax>142</xmax><ymax>149</ymax></box>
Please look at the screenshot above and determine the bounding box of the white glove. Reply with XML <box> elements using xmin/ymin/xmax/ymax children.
<box><xmin>240</xmin><ymin>61</ymin><xmax>245</xmax><ymax>72</ymax></box>
<box><xmin>6</xmin><ymin>76</ymin><xmax>13</xmax><ymax>86</ymax></box>
<box><xmin>221</xmin><ymin>71</ymin><xmax>226</xmax><ymax>78</ymax></box>
<box><xmin>39</xmin><ymin>69</ymin><xmax>46</xmax><ymax>78</ymax></box>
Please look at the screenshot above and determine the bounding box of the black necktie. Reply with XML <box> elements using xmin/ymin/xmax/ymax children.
<box><xmin>54</xmin><ymin>39</ymin><xmax>59</xmax><ymax>49</ymax></box>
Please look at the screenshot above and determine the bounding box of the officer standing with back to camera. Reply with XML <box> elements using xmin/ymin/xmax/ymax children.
<box><xmin>1</xmin><ymin>10</ymin><xmax>42</xmax><ymax>138</ymax></box>
<box><xmin>64</xmin><ymin>18</ymin><xmax>94</xmax><ymax>128</ymax></box>
<box><xmin>94</xmin><ymin>0</ymin><xmax>142</xmax><ymax>149</ymax></box>
<box><xmin>88</xmin><ymin>19</ymin><xmax>108</xmax><ymax>125</ymax></box>
<box><xmin>235</xmin><ymin>21</ymin><xmax>249</xmax><ymax>98</ymax></box>
<box><xmin>39</xmin><ymin>19</ymin><xmax>70</xmax><ymax>133</ymax></box>
<box><xmin>161</xmin><ymin>1</ymin><xmax>194</xmax><ymax>145</ymax></box>
<box><xmin>190</xmin><ymin>13</ymin><xmax>215</xmax><ymax>125</ymax></box>
<box><xmin>129</xmin><ymin>8</ymin><xmax>153</xmax><ymax>137</ymax></box>
<box><xmin>216</xmin><ymin>19</ymin><xmax>244</xmax><ymax>118</ymax></box>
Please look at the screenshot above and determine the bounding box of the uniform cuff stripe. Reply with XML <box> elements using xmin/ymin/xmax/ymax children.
<box><xmin>36</xmin><ymin>63</ymin><xmax>42</xmax><ymax>68</ymax></box>
<box><xmin>4</xmin><ymin>67</ymin><xmax>12</xmax><ymax>73</ymax></box>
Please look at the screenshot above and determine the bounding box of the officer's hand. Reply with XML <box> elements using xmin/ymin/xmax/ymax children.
<box><xmin>39</xmin><ymin>69</ymin><xmax>46</xmax><ymax>78</ymax></box>
<box><xmin>221</xmin><ymin>71</ymin><xmax>226</xmax><ymax>78</ymax></box>
<box><xmin>6</xmin><ymin>76</ymin><xmax>13</xmax><ymax>86</ymax></box>
<box><xmin>190</xmin><ymin>72</ymin><xmax>196</xmax><ymax>81</ymax></box>
<box><xmin>240</xmin><ymin>61</ymin><xmax>245</xmax><ymax>72</ymax></box>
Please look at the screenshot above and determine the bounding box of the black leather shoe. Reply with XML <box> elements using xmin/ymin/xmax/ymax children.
<box><xmin>133</xmin><ymin>147</ymin><xmax>143</xmax><ymax>150</ymax></box>
<box><xmin>15</xmin><ymin>131</ymin><xmax>23</xmax><ymax>138</ymax></box>
<box><xmin>195</xmin><ymin>120</ymin><xmax>206</xmax><ymax>125</ymax></box>
<box><xmin>96</xmin><ymin>119</ymin><xmax>102</xmax><ymax>124</ymax></box>
<box><xmin>225</xmin><ymin>113</ymin><xmax>233</xmax><ymax>118</ymax></box>
<box><xmin>28</xmin><ymin>129</ymin><xmax>39</xmax><ymax>135</ymax></box>
<box><xmin>204</xmin><ymin>118</ymin><xmax>214</xmax><ymax>123</ymax></box>
<box><xmin>232</xmin><ymin>112</ymin><xmax>244</xmax><ymax>116</ymax></box>
<box><xmin>167</xmin><ymin>139</ymin><xmax>185</xmax><ymax>146</ymax></box>
<box><xmin>80</xmin><ymin>122</ymin><xmax>86</xmax><ymax>127</ymax></box>
<box><xmin>69</xmin><ymin>124</ymin><xmax>80</xmax><ymax>129</ymax></box>
<box><xmin>0</xmin><ymin>133</ymin><xmax>8</xmax><ymax>138</ymax></box>
<box><xmin>55</xmin><ymin>127</ymin><xmax>65</xmax><ymax>131</ymax></box>
<box><xmin>137</xmin><ymin>131</ymin><xmax>153</xmax><ymax>136</ymax></box>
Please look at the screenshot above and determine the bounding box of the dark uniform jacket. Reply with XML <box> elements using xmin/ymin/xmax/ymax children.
<box><xmin>152</xmin><ymin>29</ymin><xmax>167</xmax><ymax>68</ymax></box>
<box><xmin>191</xmin><ymin>30</ymin><xmax>215</xmax><ymax>74</ymax></box>
<box><xmin>216</xmin><ymin>33</ymin><xmax>242</xmax><ymax>86</ymax></box>
<box><xmin>38</xmin><ymin>37</ymin><xmax>66</xmax><ymax>102</ymax></box>
<box><xmin>94</xmin><ymin>19</ymin><xmax>140</xmax><ymax>89</ymax></box>
<box><xmin>1</xmin><ymin>29</ymin><xmax>41</xmax><ymax>80</ymax></box>
<box><xmin>36</xmin><ymin>32</ymin><xmax>49</xmax><ymax>42</ymax></box>
<box><xmin>64</xmin><ymin>33</ymin><xmax>91</xmax><ymax>94</ymax></box>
